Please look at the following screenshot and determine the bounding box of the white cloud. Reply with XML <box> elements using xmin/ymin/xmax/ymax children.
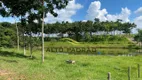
<box><xmin>45</xmin><ymin>0</ymin><xmax>83</xmax><ymax>23</ymax></box>
<box><xmin>134</xmin><ymin>16</ymin><xmax>142</xmax><ymax>29</ymax></box>
<box><xmin>134</xmin><ymin>7</ymin><xmax>142</xmax><ymax>15</ymax></box>
<box><xmin>86</xmin><ymin>1</ymin><xmax>131</xmax><ymax>22</ymax></box>
<box><xmin>106</xmin><ymin>8</ymin><xmax>131</xmax><ymax>22</ymax></box>
<box><xmin>86</xmin><ymin>1</ymin><xmax>107</xmax><ymax>21</ymax></box>
<box><xmin>134</xmin><ymin>7</ymin><xmax>142</xmax><ymax>30</ymax></box>
<box><xmin>82</xmin><ymin>20</ymin><xmax>87</xmax><ymax>22</ymax></box>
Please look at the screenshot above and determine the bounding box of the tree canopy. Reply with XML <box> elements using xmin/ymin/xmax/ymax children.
<box><xmin>0</xmin><ymin>0</ymin><xmax>69</xmax><ymax>24</ymax></box>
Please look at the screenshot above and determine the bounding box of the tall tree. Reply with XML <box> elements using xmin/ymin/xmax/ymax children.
<box><xmin>122</xmin><ymin>22</ymin><xmax>136</xmax><ymax>35</ymax></box>
<box><xmin>41</xmin><ymin>0</ymin><xmax>45</xmax><ymax>62</ymax></box>
<box><xmin>15</xmin><ymin>18</ymin><xmax>19</xmax><ymax>51</ymax></box>
<box><xmin>0</xmin><ymin>0</ymin><xmax>69</xmax><ymax>62</ymax></box>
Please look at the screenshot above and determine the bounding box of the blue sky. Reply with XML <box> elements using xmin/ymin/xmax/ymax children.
<box><xmin>0</xmin><ymin>0</ymin><xmax>142</xmax><ymax>30</ymax></box>
<box><xmin>73</xmin><ymin>0</ymin><xmax>142</xmax><ymax>21</ymax></box>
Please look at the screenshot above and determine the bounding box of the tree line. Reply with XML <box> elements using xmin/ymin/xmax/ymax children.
<box><xmin>44</xmin><ymin>19</ymin><xmax>136</xmax><ymax>41</ymax></box>
<box><xmin>0</xmin><ymin>19</ymin><xmax>136</xmax><ymax>47</ymax></box>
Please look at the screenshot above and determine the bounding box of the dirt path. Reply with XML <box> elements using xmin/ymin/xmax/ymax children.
<box><xmin>0</xmin><ymin>69</ymin><xmax>12</xmax><ymax>80</ymax></box>
<box><xmin>0</xmin><ymin>69</ymin><xmax>26</xmax><ymax>80</ymax></box>
<box><xmin>0</xmin><ymin>69</ymin><xmax>11</xmax><ymax>76</ymax></box>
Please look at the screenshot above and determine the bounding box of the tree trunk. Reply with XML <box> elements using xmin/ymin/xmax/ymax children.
<box><xmin>29</xmin><ymin>32</ymin><xmax>33</xmax><ymax>58</ymax></box>
<box><xmin>15</xmin><ymin>19</ymin><xmax>19</xmax><ymax>51</ymax></box>
<box><xmin>41</xmin><ymin>5</ymin><xmax>45</xmax><ymax>63</ymax></box>
<box><xmin>114</xmin><ymin>31</ymin><xmax>116</xmax><ymax>35</ymax></box>
<box><xmin>90</xmin><ymin>32</ymin><xmax>92</xmax><ymax>38</ymax></box>
<box><xmin>24</xmin><ymin>45</ymin><xmax>26</xmax><ymax>55</ymax></box>
<box><xmin>61</xmin><ymin>33</ymin><xmax>64</xmax><ymax>38</ymax></box>
<box><xmin>140</xmin><ymin>42</ymin><xmax>142</xmax><ymax>49</ymax></box>
<box><xmin>75</xmin><ymin>32</ymin><xmax>79</xmax><ymax>41</ymax></box>
<box><xmin>21</xmin><ymin>16</ymin><xmax>26</xmax><ymax>55</ymax></box>
<box><xmin>107</xmin><ymin>31</ymin><xmax>109</xmax><ymax>35</ymax></box>
<box><xmin>23</xmin><ymin>28</ymin><xmax>26</xmax><ymax>55</ymax></box>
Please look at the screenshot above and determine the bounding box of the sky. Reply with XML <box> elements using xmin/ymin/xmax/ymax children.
<box><xmin>0</xmin><ymin>0</ymin><xmax>142</xmax><ymax>31</ymax></box>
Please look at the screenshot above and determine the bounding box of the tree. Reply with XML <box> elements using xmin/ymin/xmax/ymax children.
<box><xmin>134</xmin><ymin>29</ymin><xmax>142</xmax><ymax>47</ymax></box>
<box><xmin>15</xmin><ymin>18</ymin><xmax>20</xmax><ymax>51</ymax></box>
<box><xmin>59</xmin><ymin>21</ymin><xmax>69</xmax><ymax>38</ymax></box>
<box><xmin>0</xmin><ymin>22</ymin><xmax>16</xmax><ymax>47</ymax></box>
<box><xmin>122</xmin><ymin>22</ymin><xmax>136</xmax><ymax>35</ymax></box>
<box><xmin>0</xmin><ymin>0</ymin><xmax>70</xmax><ymax>62</ymax></box>
<box><xmin>94</xmin><ymin>18</ymin><xmax>101</xmax><ymax>35</ymax></box>
<box><xmin>102</xmin><ymin>21</ymin><xmax>111</xmax><ymax>35</ymax></box>
<box><xmin>71</xmin><ymin>22</ymin><xmax>82</xmax><ymax>41</ymax></box>
<box><xmin>85</xmin><ymin>20</ymin><xmax>93</xmax><ymax>38</ymax></box>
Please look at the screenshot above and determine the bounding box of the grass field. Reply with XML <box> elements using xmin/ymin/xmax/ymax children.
<box><xmin>0</xmin><ymin>48</ymin><xmax>142</xmax><ymax>80</ymax></box>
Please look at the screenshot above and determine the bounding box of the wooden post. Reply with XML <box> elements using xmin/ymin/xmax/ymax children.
<box><xmin>138</xmin><ymin>64</ymin><xmax>140</xmax><ymax>78</ymax></box>
<box><xmin>107</xmin><ymin>72</ymin><xmax>111</xmax><ymax>80</ymax></box>
<box><xmin>128</xmin><ymin>67</ymin><xmax>131</xmax><ymax>80</ymax></box>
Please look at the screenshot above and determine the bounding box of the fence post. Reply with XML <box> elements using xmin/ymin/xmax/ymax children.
<box><xmin>138</xmin><ymin>64</ymin><xmax>140</xmax><ymax>78</ymax></box>
<box><xmin>128</xmin><ymin>67</ymin><xmax>131</xmax><ymax>80</ymax></box>
<box><xmin>107</xmin><ymin>72</ymin><xmax>111</xmax><ymax>80</ymax></box>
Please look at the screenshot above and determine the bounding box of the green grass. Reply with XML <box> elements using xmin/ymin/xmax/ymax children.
<box><xmin>45</xmin><ymin>37</ymin><xmax>134</xmax><ymax>48</ymax></box>
<box><xmin>45</xmin><ymin>41</ymin><xmax>132</xmax><ymax>48</ymax></box>
<box><xmin>0</xmin><ymin>48</ymin><xmax>142</xmax><ymax>80</ymax></box>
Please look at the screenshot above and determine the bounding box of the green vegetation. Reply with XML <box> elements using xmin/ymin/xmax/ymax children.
<box><xmin>45</xmin><ymin>19</ymin><xmax>136</xmax><ymax>42</ymax></box>
<box><xmin>0</xmin><ymin>21</ymin><xmax>138</xmax><ymax>56</ymax></box>
<box><xmin>0</xmin><ymin>19</ymin><xmax>136</xmax><ymax>47</ymax></box>
<box><xmin>45</xmin><ymin>37</ymin><xmax>134</xmax><ymax>47</ymax></box>
<box><xmin>134</xmin><ymin>29</ymin><xmax>142</xmax><ymax>44</ymax></box>
<box><xmin>0</xmin><ymin>22</ymin><xmax>16</xmax><ymax>47</ymax></box>
<box><xmin>0</xmin><ymin>0</ymin><xmax>70</xmax><ymax>62</ymax></box>
<box><xmin>45</xmin><ymin>41</ymin><xmax>131</xmax><ymax>48</ymax></box>
<box><xmin>0</xmin><ymin>0</ymin><xmax>142</xmax><ymax>80</ymax></box>
<box><xmin>0</xmin><ymin>48</ymin><xmax>142</xmax><ymax>80</ymax></box>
